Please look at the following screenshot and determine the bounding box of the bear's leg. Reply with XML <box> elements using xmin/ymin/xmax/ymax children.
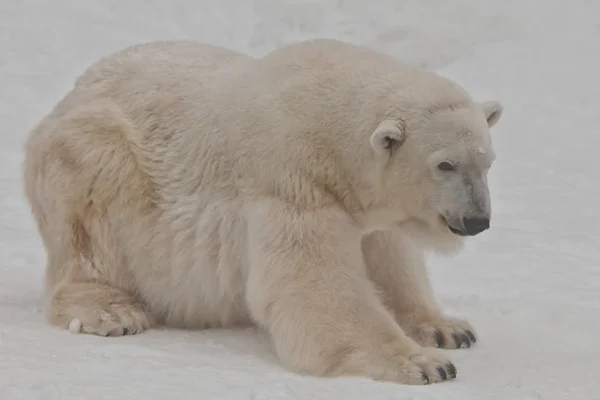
<box><xmin>245</xmin><ymin>202</ymin><xmax>456</xmax><ymax>385</ymax></box>
<box><xmin>43</xmin><ymin>215</ymin><xmax>154</xmax><ymax>337</ymax></box>
<box><xmin>362</xmin><ymin>229</ymin><xmax>476</xmax><ymax>349</ymax></box>
<box><xmin>23</xmin><ymin>101</ymin><xmax>155</xmax><ymax>337</ymax></box>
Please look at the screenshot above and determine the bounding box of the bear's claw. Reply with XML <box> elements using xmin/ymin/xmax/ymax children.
<box><xmin>404</xmin><ymin>316</ymin><xmax>477</xmax><ymax>349</ymax></box>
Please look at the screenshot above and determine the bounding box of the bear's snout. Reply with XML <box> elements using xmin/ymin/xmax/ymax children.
<box><xmin>444</xmin><ymin>215</ymin><xmax>490</xmax><ymax>236</ymax></box>
<box><xmin>462</xmin><ymin>217</ymin><xmax>490</xmax><ymax>236</ymax></box>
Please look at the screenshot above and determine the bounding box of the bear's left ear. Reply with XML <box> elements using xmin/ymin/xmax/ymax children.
<box><xmin>480</xmin><ymin>101</ymin><xmax>503</xmax><ymax>128</ymax></box>
<box><xmin>370</xmin><ymin>119</ymin><xmax>405</xmax><ymax>157</ymax></box>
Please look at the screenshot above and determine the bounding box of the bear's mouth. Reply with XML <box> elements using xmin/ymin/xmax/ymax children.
<box><xmin>439</xmin><ymin>215</ymin><xmax>467</xmax><ymax>236</ymax></box>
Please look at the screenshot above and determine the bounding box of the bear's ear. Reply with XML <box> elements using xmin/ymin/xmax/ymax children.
<box><xmin>370</xmin><ymin>119</ymin><xmax>405</xmax><ymax>157</ymax></box>
<box><xmin>480</xmin><ymin>101</ymin><xmax>503</xmax><ymax>128</ymax></box>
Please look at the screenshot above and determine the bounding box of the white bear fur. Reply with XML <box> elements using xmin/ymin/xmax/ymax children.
<box><xmin>22</xmin><ymin>39</ymin><xmax>503</xmax><ymax>385</ymax></box>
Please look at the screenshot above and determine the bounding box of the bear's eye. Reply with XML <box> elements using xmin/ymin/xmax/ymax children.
<box><xmin>437</xmin><ymin>162</ymin><xmax>455</xmax><ymax>172</ymax></box>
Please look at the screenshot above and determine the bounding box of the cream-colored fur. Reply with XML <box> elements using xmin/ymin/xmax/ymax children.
<box><xmin>22</xmin><ymin>39</ymin><xmax>503</xmax><ymax>385</ymax></box>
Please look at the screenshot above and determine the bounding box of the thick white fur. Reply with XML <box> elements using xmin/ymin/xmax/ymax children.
<box><xmin>22</xmin><ymin>39</ymin><xmax>503</xmax><ymax>385</ymax></box>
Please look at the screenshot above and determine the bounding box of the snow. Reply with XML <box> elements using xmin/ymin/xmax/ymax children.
<box><xmin>1</xmin><ymin>0</ymin><xmax>599</xmax><ymax>399</ymax></box>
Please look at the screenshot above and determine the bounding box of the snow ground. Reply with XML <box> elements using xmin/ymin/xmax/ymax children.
<box><xmin>1</xmin><ymin>0</ymin><xmax>599</xmax><ymax>399</ymax></box>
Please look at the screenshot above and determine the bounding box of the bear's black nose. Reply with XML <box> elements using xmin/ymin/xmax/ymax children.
<box><xmin>462</xmin><ymin>217</ymin><xmax>490</xmax><ymax>236</ymax></box>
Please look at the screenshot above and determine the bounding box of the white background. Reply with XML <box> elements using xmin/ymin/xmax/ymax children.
<box><xmin>1</xmin><ymin>1</ymin><xmax>598</xmax><ymax>399</ymax></box>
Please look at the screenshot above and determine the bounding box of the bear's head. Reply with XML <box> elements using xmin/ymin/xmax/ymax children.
<box><xmin>368</xmin><ymin>99</ymin><xmax>503</xmax><ymax>253</ymax></box>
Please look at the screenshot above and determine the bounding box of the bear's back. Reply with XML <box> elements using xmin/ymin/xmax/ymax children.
<box><xmin>251</xmin><ymin>39</ymin><xmax>471</xmax><ymax>117</ymax></box>
<box><xmin>76</xmin><ymin>41</ymin><xmax>253</xmax><ymax>90</ymax></box>
<box><xmin>72</xmin><ymin>41</ymin><xmax>254</xmax><ymax>136</ymax></box>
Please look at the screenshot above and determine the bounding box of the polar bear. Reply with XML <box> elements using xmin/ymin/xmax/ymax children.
<box><xmin>22</xmin><ymin>39</ymin><xmax>503</xmax><ymax>385</ymax></box>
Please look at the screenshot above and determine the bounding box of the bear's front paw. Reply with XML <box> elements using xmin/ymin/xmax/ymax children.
<box><xmin>325</xmin><ymin>339</ymin><xmax>457</xmax><ymax>385</ymax></box>
<box><xmin>405</xmin><ymin>316</ymin><xmax>477</xmax><ymax>349</ymax></box>
<box><xmin>405</xmin><ymin>347</ymin><xmax>458</xmax><ymax>384</ymax></box>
